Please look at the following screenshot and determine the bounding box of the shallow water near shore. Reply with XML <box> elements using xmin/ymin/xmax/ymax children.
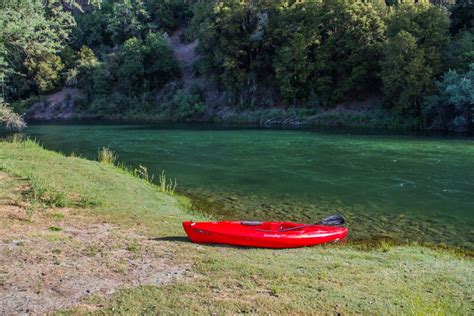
<box><xmin>17</xmin><ymin>122</ymin><xmax>474</xmax><ymax>249</ymax></box>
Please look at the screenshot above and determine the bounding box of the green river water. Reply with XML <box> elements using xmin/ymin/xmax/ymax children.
<box><xmin>18</xmin><ymin>123</ymin><xmax>474</xmax><ymax>248</ymax></box>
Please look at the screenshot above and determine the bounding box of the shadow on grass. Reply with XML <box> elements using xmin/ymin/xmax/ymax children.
<box><xmin>150</xmin><ymin>236</ymin><xmax>191</xmax><ymax>243</ymax></box>
<box><xmin>151</xmin><ymin>237</ymin><xmax>358</xmax><ymax>252</ymax></box>
<box><xmin>149</xmin><ymin>236</ymin><xmax>279</xmax><ymax>250</ymax></box>
<box><xmin>150</xmin><ymin>236</ymin><xmax>314</xmax><ymax>250</ymax></box>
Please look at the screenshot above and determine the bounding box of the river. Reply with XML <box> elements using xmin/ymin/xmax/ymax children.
<box><xmin>20</xmin><ymin>122</ymin><xmax>474</xmax><ymax>248</ymax></box>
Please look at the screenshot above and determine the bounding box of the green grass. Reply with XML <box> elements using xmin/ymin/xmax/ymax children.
<box><xmin>0</xmin><ymin>139</ymin><xmax>185</xmax><ymax>235</ymax></box>
<box><xmin>0</xmin><ymin>139</ymin><xmax>472</xmax><ymax>314</ymax></box>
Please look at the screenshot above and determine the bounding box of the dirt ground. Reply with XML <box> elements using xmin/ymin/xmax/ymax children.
<box><xmin>0</xmin><ymin>173</ymin><xmax>191</xmax><ymax>315</ymax></box>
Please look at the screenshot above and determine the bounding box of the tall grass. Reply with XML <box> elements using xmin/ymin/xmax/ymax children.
<box><xmin>96</xmin><ymin>147</ymin><xmax>177</xmax><ymax>195</ymax></box>
<box><xmin>133</xmin><ymin>165</ymin><xmax>154</xmax><ymax>183</ymax></box>
<box><xmin>2</xmin><ymin>135</ymin><xmax>44</xmax><ymax>151</ymax></box>
<box><xmin>98</xmin><ymin>147</ymin><xmax>118</xmax><ymax>165</ymax></box>
<box><xmin>158</xmin><ymin>170</ymin><xmax>177</xmax><ymax>195</ymax></box>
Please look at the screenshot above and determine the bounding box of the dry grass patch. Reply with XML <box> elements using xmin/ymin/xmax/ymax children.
<box><xmin>0</xmin><ymin>173</ymin><xmax>192</xmax><ymax>315</ymax></box>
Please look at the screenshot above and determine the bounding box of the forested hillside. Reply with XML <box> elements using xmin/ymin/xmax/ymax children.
<box><xmin>1</xmin><ymin>0</ymin><xmax>473</xmax><ymax>131</ymax></box>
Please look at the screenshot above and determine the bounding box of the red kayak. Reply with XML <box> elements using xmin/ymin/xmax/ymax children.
<box><xmin>182</xmin><ymin>220</ymin><xmax>348</xmax><ymax>248</ymax></box>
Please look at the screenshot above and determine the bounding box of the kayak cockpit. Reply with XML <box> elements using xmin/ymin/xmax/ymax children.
<box><xmin>240</xmin><ymin>221</ymin><xmax>307</xmax><ymax>232</ymax></box>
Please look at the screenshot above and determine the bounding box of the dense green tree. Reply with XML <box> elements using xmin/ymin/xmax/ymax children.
<box><xmin>449</xmin><ymin>0</ymin><xmax>474</xmax><ymax>34</ymax></box>
<box><xmin>312</xmin><ymin>0</ymin><xmax>386</xmax><ymax>102</ymax></box>
<box><xmin>0</xmin><ymin>0</ymin><xmax>77</xmax><ymax>129</ymax></box>
<box><xmin>70</xmin><ymin>46</ymin><xmax>99</xmax><ymax>92</ymax></box>
<box><xmin>145</xmin><ymin>0</ymin><xmax>193</xmax><ymax>32</ymax></box>
<box><xmin>0</xmin><ymin>0</ymin><xmax>469</xmax><ymax>130</ymax></box>
<box><xmin>117</xmin><ymin>33</ymin><xmax>179</xmax><ymax>95</ymax></box>
<box><xmin>25</xmin><ymin>54</ymin><xmax>65</xmax><ymax>94</ymax></box>
<box><xmin>197</xmin><ymin>0</ymin><xmax>279</xmax><ymax>103</ymax></box>
<box><xmin>271</xmin><ymin>1</ymin><xmax>323</xmax><ymax>103</ymax></box>
<box><xmin>72</xmin><ymin>7</ymin><xmax>111</xmax><ymax>49</ymax></box>
<box><xmin>380</xmin><ymin>31</ymin><xmax>433</xmax><ymax>115</ymax></box>
<box><xmin>106</xmin><ymin>0</ymin><xmax>150</xmax><ymax>45</ymax></box>
<box><xmin>444</xmin><ymin>30</ymin><xmax>474</xmax><ymax>72</ymax></box>
<box><xmin>273</xmin><ymin>0</ymin><xmax>386</xmax><ymax>104</ymax></box>
<box><xmin>143</xmin><ymin>33</ymin><xmax>181</xmax><ymax>89</ymax></box>
<box><xmin>0</xmin><ymin>0</ymin><xmax>75</xmax><ymax>99</ymax></box>
<box><xmin>180</xmin><ymin>1</ymin><xmax>214</xmax><ymax>42</ymax></box>
<box><xmin>197</xmin><ymin>0</ymin><xmax>387</xmax><ymax>106</ymax></box>
<box><xmin>118</xmin><ymin>38</ymin><xmax>146</xmax><ymax>93</ymax></box>
<box><xmin>381</xmin><ymin>1</ymin><xmax>450</xmax><ymax>112</ymax></box>
<box><xmin>386</xmin><ymin>1</ymin><xmax>450</xmax><ymax>76</ymax></box>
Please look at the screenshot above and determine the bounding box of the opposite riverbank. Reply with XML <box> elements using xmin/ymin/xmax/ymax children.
<box><xmin>14</xmin><ymin>91</ymin><xmax>419</xmax><ymax>131</ymax></box>
<box><xmin>0</xmin><ymin>139</ymin><xmax>472</xmax><ymax>314</ymax></box>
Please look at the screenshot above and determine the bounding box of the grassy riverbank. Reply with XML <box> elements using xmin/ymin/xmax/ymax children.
<box><xmin>0</xmin><ymin>139</ymin><xmax>472</xmax><ymax>314</ymax></box>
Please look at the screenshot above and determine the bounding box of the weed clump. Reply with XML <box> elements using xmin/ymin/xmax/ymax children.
<box><xmin>29</xmin><ymin>175</ymin><xmax>67</xmax><ymax>207</ymax></box>
<box><xmin>48</xmin><ymin>226</ymin><xmax>63</xmax><ymax>232</ymax></box>
<box><xmin>126</xmin><ymin>242</ymin><xmax>140</xmax><ymax>252</ymax></box>
<box><xmin>77</xmin><ymin>195</ymin><xmax>102</xmax><ymax>208</ymax></box>
<box><xmin>24</xmin><ymin>175</ymin><xmax>68</xmax><ymax>219</ymax></box>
